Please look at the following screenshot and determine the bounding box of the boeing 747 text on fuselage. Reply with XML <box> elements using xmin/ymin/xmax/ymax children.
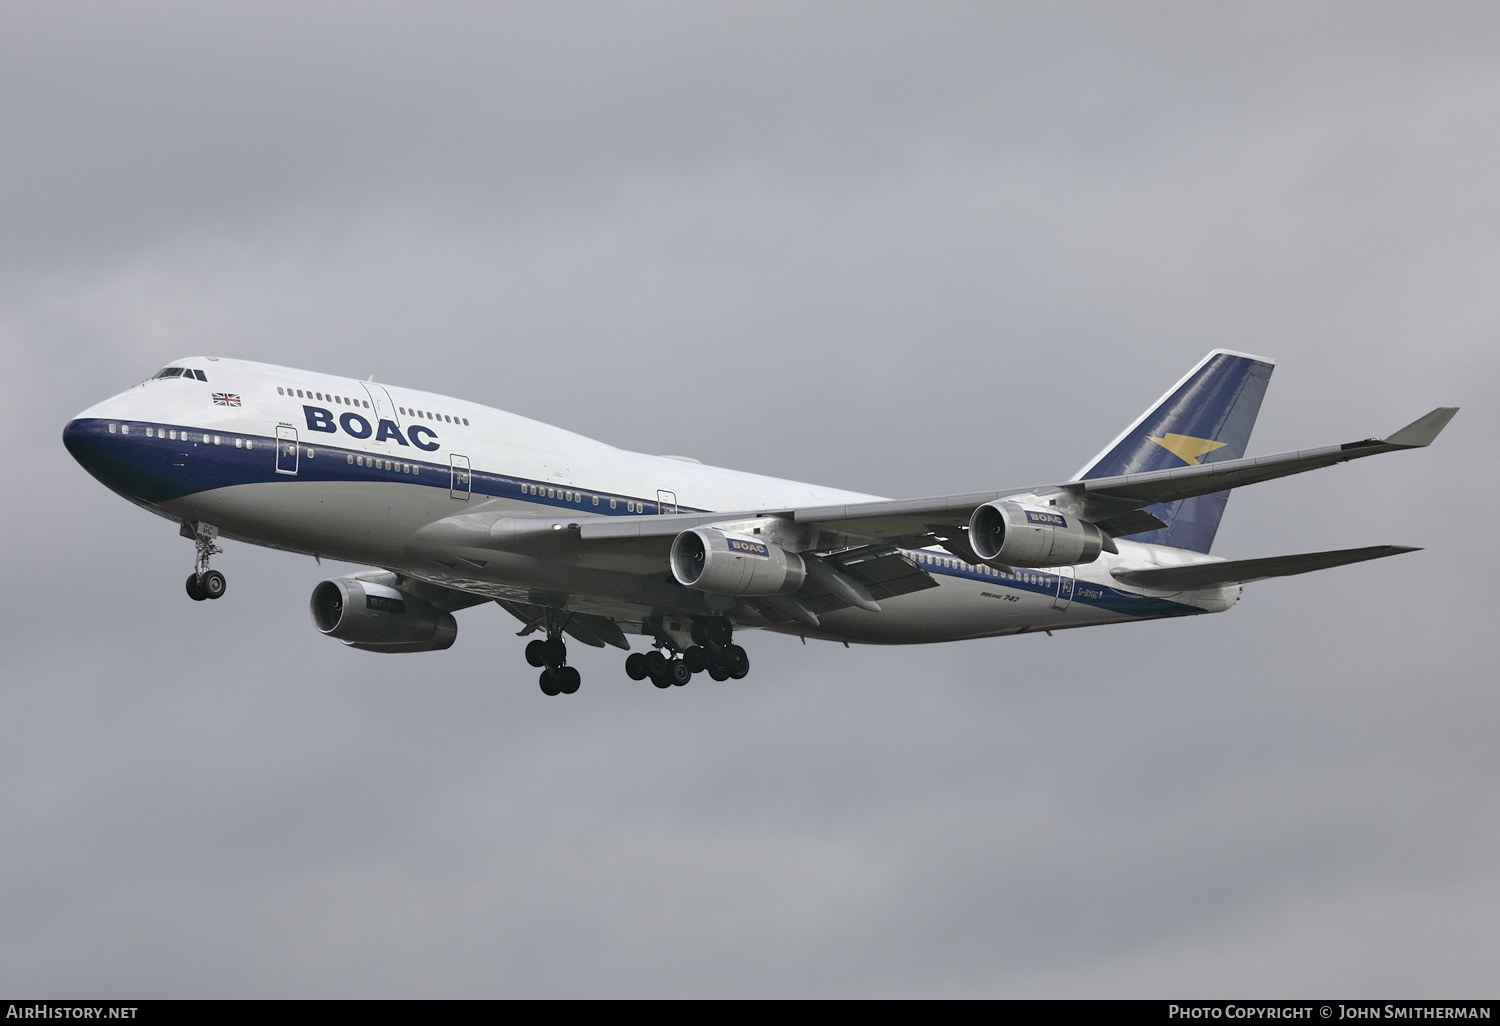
<box><xmin>63</xmin><ymin>351</ymin><xmax>1455</xmax><ymax>694</ymax></box>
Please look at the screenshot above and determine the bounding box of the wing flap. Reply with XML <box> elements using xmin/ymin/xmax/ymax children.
<box><xmin>1110</xmin><ymin>545</ymin><xmax>1419</xmax><ymax>591</ymax></box>
<box><xmin>494</xmin><ymin>598</ymin><xmax>631</xmax><ymax>650</ymax></box>
<box><xmin>798</xmin><ymin>545</ymin><xmax>938</xmax><ymax>614</ymax></box>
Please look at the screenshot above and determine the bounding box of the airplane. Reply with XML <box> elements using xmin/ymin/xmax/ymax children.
<box><xmin>62</xmin><ymin>350</ymin><xmax>1456</xmax><ymax>695</ymax></box>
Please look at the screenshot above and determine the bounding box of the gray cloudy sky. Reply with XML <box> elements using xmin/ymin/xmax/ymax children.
<box><xmin>2</xmin><ymin>1</ymin><xmax>1497</xmax><ymax>997</ymax></box>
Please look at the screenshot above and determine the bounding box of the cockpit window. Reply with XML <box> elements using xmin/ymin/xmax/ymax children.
<box><xmin>151</xmin><ymin>367</ymin><xmax>208</xmax><ymax>382</ymax></box>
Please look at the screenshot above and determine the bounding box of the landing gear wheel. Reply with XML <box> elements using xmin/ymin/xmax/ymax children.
<box><xmin>708</xmin><ymin>664</ymin><xmax>729</xmax><ymax>682</ymax></box>
<box><xmin>683</xmin><ymin>646</ymin><xmax>707</xmax><ymax>673</ymax></box>
<box><xmin>539</xmin><ymin>669</ymin><xmax>562</xmax><ymax>696</ymax></box>
<box><xmin>666</xmin><ymin>660</ymin><xmax>691</xmax><ymax>686</ymax></box>
<box><xmin>725</xmin><ymin>644</ymin><xmax>749</xmax><ymax>680</ymax></box>
<box><xmin>557</xmin><ymin>666</ymin><xmax>581</xmax><ymax>694</ymax></box>
<box><xmin>625</xmin><ymin>652</ymin><xmax>649</xmax><ymax>680</ymax></box>
<box><xmin>644</xmin><ymin>651</ymin><xmax>668</xmax><ymax>679</ymax></box>
<box><xmin>525</xmin><ymin>639</ymin><xmax>549</xmax><ymax>667</ymax></box>
<box><xmin>651</xmin><ymin>674</ymin><xmax>672</xmax><ymax>689</ymax></box>
<box><xmin>542</xmin><ymin>636</ymin><xmax>567</xmax><ymax>668</ymax></box>
<box><xmin>184</xmin><ymin>522</ymin><xmax>224</xmax><ymax>603</ymax></box>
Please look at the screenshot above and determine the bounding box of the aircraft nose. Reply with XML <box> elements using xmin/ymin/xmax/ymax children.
<box><xmin>63</xmin><ymin>415</ymin><xmax>149</xmax><ymax>500</ymax></box>
<box><xmin>63</xmin><ymin>416</ymin><xmax>114</xmax><ymax>479</ymax></box>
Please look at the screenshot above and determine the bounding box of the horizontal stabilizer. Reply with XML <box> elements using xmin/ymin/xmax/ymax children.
<box><xmin>1111</xmin><ymin>544</ymin><xmax>1419</xmax><ymax>591</ymax></box>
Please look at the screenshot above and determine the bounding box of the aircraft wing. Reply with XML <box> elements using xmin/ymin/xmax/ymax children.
<box><xmin>349</xmin><ymin>569</ymin><xmax>495</xmax><ymax>611</ymax></box>
<box><xmin>572</xmin><ymin>406</ymin><xmax>1457</xmax><ymax>549</ymax></box>
<box><xmin>1109</xmin><ymin>544</ymin><xmax>1419</xmax><ymax>591</ymax></box>
<box><xmin>781</xmin><ymin>406</ymin><xmax>1458</xmax><ymax>540</ymax></box>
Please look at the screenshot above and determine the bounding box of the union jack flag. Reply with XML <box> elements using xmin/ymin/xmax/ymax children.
<box><xmin>212</xmin><ymin>393</ymin><xmax>241</xmax><ymax>407</ymax></box>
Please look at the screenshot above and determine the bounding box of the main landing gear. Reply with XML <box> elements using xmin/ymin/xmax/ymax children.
<box><xmin>182</xmin><ymin>522</ymin><xmax>227</xmax><ymax>602</ymax></box>
<box><xmin>525</xmin><ymin>631</ymin><xmax>581</xmax><ymax>697</ymax></box>
<box><xmin>623</xmin><ymin>617</ymin><xmax>749</xmax><ymax>689</ymax></box>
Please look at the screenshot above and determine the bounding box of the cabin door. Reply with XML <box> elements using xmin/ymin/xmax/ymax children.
<box><xmin>450</xmin><ymin>454</ymin><xmax>471</xmax><ymax>500</ymax></box>
<box><xmin>1052</xmin><ymin>566</ymin><xmax>1075</xmax><ymax>611</ymax></box>
<box><xmin>276</xmin><ymin>426</ymin><xmax>299</xmax><ymax>475</ymax></box>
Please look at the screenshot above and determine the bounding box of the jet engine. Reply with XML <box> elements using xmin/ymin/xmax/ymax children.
<box><xmin>309</xmin><ymin>577</ymin><xmax>457</xmax><ymax>653</ymax></box>
<box><xmin>670</xmin><ymin>528</ymin><xmax>806</xmax><ymax>596</ymax></box>
<box><xmin>968</xmin><ymin>500</ymin><xmax>1105</xmax><ymax>568</ymax></box>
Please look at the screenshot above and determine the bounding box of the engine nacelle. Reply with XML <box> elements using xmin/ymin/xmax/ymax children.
<box><xmin>670</xmin><ymin>528</ymin><xmax>807</xmax><ymax>596</ymax></box>
<box><xmin>968</xmin><ymin>501</ymin><xmax>1105</xmax><ymax>568</ymax></box>
<box><xmin>309</xmin><ymin>577</ymin><xmax>457</xmax><ymax>653</ymax></box>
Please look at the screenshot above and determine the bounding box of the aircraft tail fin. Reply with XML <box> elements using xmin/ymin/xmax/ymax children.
<box><xmin>1074</xmin><ymin>349</ymin><xmax>1275</xmax><ymax>553</ymax></box>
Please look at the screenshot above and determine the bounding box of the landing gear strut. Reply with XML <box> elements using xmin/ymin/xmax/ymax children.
<box><xmin>625</xmin><ymin>616</ymin><xmax>749</xmax><ymax>687</ymax></box>
<box><xmin>524</xmin><ymin>622</ymin><xmax>580</xmax><ymax>696</ymax></box>
<box><xmin>182</xmin><ymin>522</ymin><xmax>226</xmax><ymax>601</ymax></box>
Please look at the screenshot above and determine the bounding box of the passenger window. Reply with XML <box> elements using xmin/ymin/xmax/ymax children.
<box><xmin>346</xmin><ymin>454</ymin><xmax>352</xmax><ymax>463</ymax></box>
<box><xmin>120</xmin><ymin>424</ymin><xmax>129</xmax><ymax>434</ymax></box>
<box><xmin>246</xmin><ymin>440</ymin><xmax>254</xmax><ymax>450</ymax></box>
<box><xmin>145</xmin><ymin>427</ymin><xmax>154</xmax><ymax>437</ymax></box>
<box><xmin>277</xmin><ymin>387</ymin><xmax>285</xmax><ymax>395</ymax></box>
<box><xmin>592</xmin><ymin>495</ymin><xmax>598</xmax><ymax>506</ymax></box>
<box><xmin>108</xmin><ymin>423</ymin><xmax>117</xmax><ymax>433</ymax></box>
<box><xmin>235</xmin><ymin>438</ymin><xmax>243</xmax><ymax>448</ymax></box>
<box><xmin>463</xmin><ymin>418</ymin><xmax>469</xmax><ymax>426</ymax></box>
<box><xmin>610</xmin><ymin>499</ymin><xmax>617</xmax><ymax>509</ymax></box>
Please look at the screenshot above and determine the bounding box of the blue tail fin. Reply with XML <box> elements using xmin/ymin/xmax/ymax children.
<box><xmin>1074</xmin><ymin>350</ymin><xmax>1275</xmax><ymax>553</ymax></box>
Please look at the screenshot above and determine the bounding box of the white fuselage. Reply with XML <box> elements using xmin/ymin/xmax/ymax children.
<box><xmin>65</xmin><ymin>357</ymin><xmax>1238</xmax><ymax>645</ymax></box>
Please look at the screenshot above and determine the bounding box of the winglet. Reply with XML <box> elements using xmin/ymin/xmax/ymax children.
<box><xmin>1384</xmin><ymin>407</ymin><xmax>1459</xmax><ymax>448</ymax></box>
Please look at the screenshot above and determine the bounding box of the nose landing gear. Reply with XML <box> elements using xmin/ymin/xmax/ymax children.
<box><xmin>182</xmin><ymin>522</ymin><xmax>226</xmax><ymax>601</ymax></box>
